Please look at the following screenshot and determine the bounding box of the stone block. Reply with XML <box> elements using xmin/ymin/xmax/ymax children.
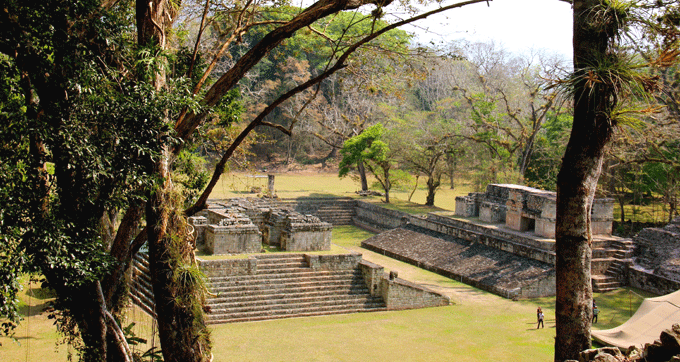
<box><xmin>455</xmin><ymin>195</ymin><xmax>478</xmax><ymax>217</ymax></box>
<box><xmin>204</xmin><ymin>213</ymin><xmax>261</xmax><ymax>254</ymax></box>
<box><xmin>480</xmin><ymin>201</ymin><xmax>506</xmax><ymax>223</ymax></box>
<box><xmin>188</xmin><ymin>216</ymin><xmax>208</xmax><ymax>249</ymax></box>
<box><xmin>279</xmin><ymin>213</ymin><xmax>332</xmax><ymax>251</ymax></box>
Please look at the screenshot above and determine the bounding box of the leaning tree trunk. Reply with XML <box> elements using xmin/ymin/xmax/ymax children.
<box><xmin>555</xmin><ymin>0</ymin><xmax>617</xmax><ymax>360</ymax></box>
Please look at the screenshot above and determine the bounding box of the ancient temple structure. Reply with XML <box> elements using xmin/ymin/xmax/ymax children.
<box><xmin>455</xmin><ymin>184</ymin><xmax>614</xmax><ymax>238</ymax></box>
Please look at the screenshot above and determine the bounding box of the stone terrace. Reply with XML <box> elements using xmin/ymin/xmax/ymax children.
<box><xmin>362</xmin><ymin>224</ymin><xmax>555</xmax><ymax>299</ymax></box>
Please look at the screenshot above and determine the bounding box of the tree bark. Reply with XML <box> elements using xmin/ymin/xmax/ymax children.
<box><xmin>358</xmin><ymin>159</ymin><xmax>369</xmax><ymax>192</ymax></box>
<box><xmin>554</xmin><ymin>0</ymin><xmax>616</xmax><ymax>360</ymax></box>
<box><xmin>425</xmin><ymin>176</ymin><xmax>440</xmax><ymax>206</ymax></box>
<box><xmin>137</xmin><ymin>1</ymin><xmax>211</xmax><ymax>361</ymax></box>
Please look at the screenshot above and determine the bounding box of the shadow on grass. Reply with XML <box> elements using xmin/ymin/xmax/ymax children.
<box><xmin>19</xmin><ymin>300</ymin><xmax>51</xmax><ymax>318</ymax></box>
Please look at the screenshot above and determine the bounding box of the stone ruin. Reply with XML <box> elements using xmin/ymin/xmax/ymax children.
<box><xmin>280</xmin><ymin>213</ymin><xmax>332</xmax><ymax>251</ymax></box>
<box><xmin>633</xmin><ymin>217</ymin><xmax>680</xmax><ymax>278</ymax></box>
<box><xmin>188</xmin><ymin>198</ymin><xmax>332</xmax><ymax>255</ymax></box>
<box><xmin>455</xmin><ymin>184</ymin><xmax>614</xmax><ymax>238</ymax></box>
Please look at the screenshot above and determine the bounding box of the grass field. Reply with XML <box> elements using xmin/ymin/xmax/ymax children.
<box><xmin>209</xmin><ymin>171</ymin><xmax>475</xmax><ymax>212</ymax></box>
<box><xmin>0</xmin><ymin>172</ymin><xmax>658</xmax><ymax>361</ymax></box>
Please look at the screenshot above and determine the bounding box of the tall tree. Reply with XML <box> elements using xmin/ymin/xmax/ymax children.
<box><xmin>555</xmin><ymin>0</ymin><xmax>678</xmax><ymax>360</ymax></box>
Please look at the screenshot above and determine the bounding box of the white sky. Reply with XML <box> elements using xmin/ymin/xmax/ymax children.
<box><xmin>402</xmin><ymin>0</ymin><xmax>574</xmax><ymax>60</ymax></box>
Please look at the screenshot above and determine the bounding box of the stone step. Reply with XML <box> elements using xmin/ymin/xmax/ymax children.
<box><xmin>256</xmin><ymin>261</ymin><xmax>308</xmax><ymax>270</ymax></box>
<box><xmin>133</xmin><ymin>255</ymin><xmax>150</xmax><ymax>273</ymax></box>
<box><xmin>206</xmin><ymin>302</ymin><xmax>386</xmax><ymax>324</ymax></box>
<box><xmin>209</xmin><ymin>278</ymin><xmax>365</xmax><ymax>295</ymax></box>
<box><xmin>129</xmin><ymin>293</ymin><xmax>156</xmax><ymax>318</ymax></box>
<box><xmin>206</xmin><ymin>306</ymin><xmax>386</xmax><ymax>324</ymax></box>
<box><xmin>592</xmin><ymin>248</ymin><xmax>618</xmax><ymax>258</ymax></box>
<box><xmin>207</xmin><ymin>286</ymin><xmax>371</xmax><ymax>305</ymax></box>
<box><xmin>209</xmin><ymin>276</ymin><xmax>362</xmax><ymax>291</ymax></box>
<box><xmin>255</xmin><ymin>266</ymin><xmax>314</xmax><ymax>274</ymax></box>
<box><xmin>254</xmin><ymin>253</ymin><xmax>306</xmax><ymax>259</ymax></box>
<box><xmin>592</xmin><ymin>275</ymin><xmax>623</xmax><ymax>292</ymax></box>
<box><xmin>209</xmin><ymin>282</ymin><xmax>369</xmax><ymax>300</ymax></box>
<box><xmin>208</xmin><ymin>269</ymin><xmax>359</xmax><ymax>284</ymax></box>
<box><xmin>208</xmin><ymin>294</ymin><xmax>380</xmax><ymax>314</ymax></box>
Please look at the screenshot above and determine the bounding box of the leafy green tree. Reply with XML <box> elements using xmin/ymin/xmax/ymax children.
<box><xmin>339</xmin><ymin>123</ymin><xmax>396</xmax><ymax>202</ymax></box>
<box><xmin>524</xmin><ymin>111</ymin><xmax>573</xmax><ymax>190</ymax></box>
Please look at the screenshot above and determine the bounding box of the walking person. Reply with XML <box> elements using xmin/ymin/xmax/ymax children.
<box><xmin>593</xmin><ymin>305</ymin><xmax>599</xmax><ymax>324</ymax></box>
<box><xmin>537</xmin><ymin>307</ymin><xmax>544</xmax><ymax>329</ymax></box>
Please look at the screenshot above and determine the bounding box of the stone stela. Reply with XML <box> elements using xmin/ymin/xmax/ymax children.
<box><xmin>455</xmin><ymin>184</ymin><xmax>614</xmax><ymax>238</ymax></box>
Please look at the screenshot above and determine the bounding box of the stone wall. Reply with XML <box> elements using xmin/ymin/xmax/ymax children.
<box><xmin>379</xmin><ymin>277</ymin><xmax>450</xmax><ymax>310</ymax></box>
<box><xmin>629</xmin><ymin>217</ymin><xmax>680</xmax><ymax>295</ymax></box>
<box><xmin>410</xmin><ymin>213</ymin><xmax>557</xmax><ymax>264</ymax></box>
<box><xmin>358</xmin><ymin>260</ymin><xmax>450</xmax><ymax>309</ymax></box>
<box><xmin>454</xmin><ymin>184</ymin><xmax>613</xmax><ymax>238</ymax></box>
<box><xmin>204</xmin><ymin>216</ymin><xmax>261</xmax><ymax>255</ymax></box>
<box><xmin>197</xmin><ymin>257</ymin><xmax>257</xmax><ymax>278</ymax></box>
<box><xmin>279</xmin><ymin>214</ymin><xmax>332</xmax><ymax>251</ymax></box>
<box><xmin>628</xmin><ymin>266</ymin><xmax>680</xmax><ymax>297</ymax></box>
<box><xmin>306</xmin><ymin>253</ymin><xmax>362</xmax><ymax>271</ymax></box>
<box><xmin>359</xmin><ymin>260</ymin><xmax>383</xmax><ymax>296</ymax></box>
<box><xmin>353</xmin><ymin>201</ymin><xmax>410</xmax><ymax>232</ymax></box>
<box><xmin>516</xmin><ymin>271</ymin><xmax>556</xmax><ymax>299</ymax></box>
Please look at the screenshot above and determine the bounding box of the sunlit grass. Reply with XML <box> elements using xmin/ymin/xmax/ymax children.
<box><xmin>612</xmin><ymin>202</ymin><xmax>672</xmax><ymax>224</ymax></box>
<box><xmin>209</xmin><ymin>171</ymin><xmax>475</xmax><ymax>212</ymax></box>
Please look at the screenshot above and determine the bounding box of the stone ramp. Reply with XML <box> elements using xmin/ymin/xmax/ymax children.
<box><xmin>361</xmin><ymin>225</ymin><xmax>555</xmax><ymax>299</ymax></box>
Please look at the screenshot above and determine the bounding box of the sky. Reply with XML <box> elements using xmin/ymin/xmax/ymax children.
<box><xmin>402</xmin><ymin>0</ymin><xmax>574</xmax><ymax>60</ymax></box>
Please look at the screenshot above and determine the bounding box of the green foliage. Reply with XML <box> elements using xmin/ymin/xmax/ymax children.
<box><xmin>524</xmin><ymin>112</ymin><xmax>574</xmax><ymax>190</ymax></box>
<box><xmin>339</xmin><ymin>123</ymin><xmax>397</xmax><ymax>201</ymax></box>
<box><xmin>173</xmin><ymin>148</ymin><xmax>210</xmax><ymax>207</ymax></box>
<box><xmin>234</xmin><ymin>6</ymin><xmax>412</xmax><ymax>79</ymax></box>
<box><xmin>339</xmin><ymin>123</ymin><xmax>389</xmax><ymax>178</ymax></box>
<box><xmin>0</xmin><ymin>0</ymin><xmax>202</xmax><ymax>354</ymax></box>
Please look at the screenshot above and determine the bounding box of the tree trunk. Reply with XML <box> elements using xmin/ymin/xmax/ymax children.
<box><xmin>72</xmin><ymin>283</ymin><xmax>109</xmax><ymax>361</ymax></box>
<box><xmin>357</xmin><ymin>159</ymin><xmax>369</xmax><ymax>192</ymax></box>
<box><xmin>555</xmin><ymin>0</ymin><xmax>616</xmax><ymax>360</ymax></box>
<box><xmin>147</xmin><ymin>145</ymin><xmax>212</xmax><ymax>362</ymax></box>
<box><xmin>383</xmin><ymin>166</ymin><xmax>391</xmax><ymax>203</ymax></box>
<box><xmin>425</xmin><ymin>176</ymin><xmax>439</xmax><ymax>206</ymax></box>
<box><xmin>408</xmin><ymin>175</ymin><xmax>419</xmax><ymax>202</ymax></box>
<box><xmin>138</xmin><ymin>1</ymin><xmax>211</xmax><ymax>361</ymax></box>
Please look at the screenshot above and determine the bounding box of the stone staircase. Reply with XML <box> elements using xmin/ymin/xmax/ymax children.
<box><xmin>205</xmin><ymin>254</ymin><xmax>386</xmax><ymax>324</ymax></box>
<box><xmin>130</xmin><ymin>252</ymin><xmax>156</xmax><ymax>318</ymax></box>
<box><xmin>279</xmin><ymin>198</ymin><xmax>357</xmax><ymax>226</ymax></box>
<box><xmin>592</xmin><ymin>238</ymin><xmax>635</xmax><ymax>293</ymax></box>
